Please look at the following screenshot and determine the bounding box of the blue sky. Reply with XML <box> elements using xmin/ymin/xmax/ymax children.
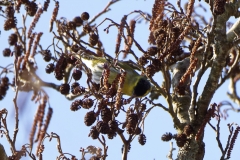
<box><xmin>0</xmin><ymin>0</ymin><xmax>240</xmax><ymax>160</ymax></box>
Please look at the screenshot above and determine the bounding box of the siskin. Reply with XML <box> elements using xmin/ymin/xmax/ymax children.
<box><xmin>77</xmin><ymin>53</ymin><xmax>151</xmax><ymax>97</ymax></box>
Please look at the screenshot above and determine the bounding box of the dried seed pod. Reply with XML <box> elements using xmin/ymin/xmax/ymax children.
<box><xmin>4</xmin><ymin>17</ymin><xmax>17</xmax><ymax>30</ymax></box>
<box><xmin>2</xmin><ymin>48</ymin><xmax>11</xmax><ymax>57</ymax></box>
<box><xmin>71</xmin><ymin>82</ymin><xmax>80</xmax><ymax>89</ymax></box>
<box><xmin>82</xmin><ymin>98</ymin><xmax>94</xmax><ymax>109</ymax></box>
<box><xmin>89</xmin><ymin>33</ymin><xmax>98</xmax><ymax>46</ymax></box>
<box><xmin>138</xmin><ymin>134</ymin><xmax>147</xmax><ymax>145</ymax></box>
<box><xmin>161</xmin><ymin>132</ymin><xmax>173</xmax><ymax>141</ymax></box>
<box><xmin>1</xmin><ymin>77</ymin><xmax>9</xmax><ymax>86</ymax></box>
<box><xmin>88</xmin><ymin>126</ymin><xmax>99</xmax><ymax>139</ymax></box>
<box><xmin>25</xmin><ymin>1</ymin><xmax>38</xmax><ymax>16</ymax></box>
<box><xmin>73</xmin><ymin>16</ymin><xmax>83</xmax><ymax>27</ymax></box>
<box><xmin>138</xmin><ymin>56</ymin><xmax>149</xmax><ymax>66</ymax></box>
<box><xmin>54</xmin><ymin>71</ymin><xmax>64</xmax><ymax>80</ymax></box>
<box><xmin>152</xmin><ymin>59</ymin><xmax>161</xmax><ymax>71</ymax></box>
<box><xmin>146</xmin><ymin>64</ymin><xmax>156</xmax><ymax>77</ymax></box>
<box><xmin>5</xmin><ymin>5</ymin><xmax>15</xmax><ymax>18</ymax></box>
<box><xmin>59</xmin><ymin>83</ymin><xmax>70</xmax><ymax>95</ymax></box>
<box><xmin>72</xmin><ymin>85</ymin><xmax>85</xmax><ymax>95</ymax></box>
<box><xmin>83</xmin><ymin>24</ymin><xmax>92</xmax><ymax>33</ymax></box>
<box><xmin>97</xmin><ymin>99</ymin><xmax>107</xmax><ymax>109</ymax></box>
<box><xmin>43</xmin><ymin>0</ymin><xmax>50</xmax><ymax>11</ymax></box>
<box><xmin>147</xmin><ymin>46</ymin><xmax>158</xmax><ymax>56</ymax></box>
<box><xmin>71</xmin><ymin>82</ymin><xmax>80</xmax><ymax>94</ymax></box>
<box><xmin>81</xmin><ymin>12</ymin><xmax>90</xmax><ymax>21</ymax></box>
<box><xmin>57</xmin><ymin>55</ymin><xmax>68</xmax><ymax>70</ymax></box>
<box><xmin>127</xmin><ymin>113</ymin><xmax>138</xmax><ymax>127</ymax></box>
<box><xmin>107</xmin><ymin>129</ymin><xmax>117</xmax><ymax>139</ymax></box>
<box><xmin>70</xmin><ymin>100</ymin><xmax>82</xmax><ymax>111</ymax></box>
<box><xmin>0</xmin><ymin>84</ymin><xmax>8</xmax><ymax>96</ymax></box>
<box><xmin>45</xmin><ymin>63</ymin><xmax>55</xmax><ymax>74</ymax></box>
<box><xmin>72</xmin><ymin>69</ymin><xmax>82</xmax><ymax>80</ymax></box>
<box><xmin>84</xmin><ymin>111</ymin><xmax>96</xmax><ymax>126</ymax></box>
<box><xmin>54</xmin><ymin>55</ymin><xmax>68</xmax><ymax>80</ymax></box>
<box><xmin>96</xmin><ymin>121</ymin><xmax>110</xmax><ymax>134</ymax></box>
<box><xmin>43</xmin><ymin>50</ymin><xmax>52</xmax><ymax>62</ymax></box>
<box><xmin>67</xmin><ymin>21</ymin><xmax>76</xmax><ymax>30</ymax></box>
<box><xmin>108</xmin><ymin>120</ymin><xmax>118</xmax><ymax>132</ymax></box>
<box><xmin>71</xmin><ymin>44</ymin><xmax>80</xmax><ymax>53</ymax></box>
<box><xmin>101</xmin><ymin>107</ymin><xmax>111</xmax><ymax>123</ymax></box>
<box><xmin>126</xmin><ymin>124</ymin><xmax>135</xmax><ymax>134</ymax></box>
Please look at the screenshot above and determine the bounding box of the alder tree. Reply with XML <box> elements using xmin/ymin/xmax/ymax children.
<box><xmin>0</xmin><ymin>0</ymin><xmax>240</xmax><ymax>160</ymax></box>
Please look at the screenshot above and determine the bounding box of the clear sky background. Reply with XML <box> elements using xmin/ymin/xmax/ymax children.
<box><xmin>0</xmin><ymin>0</ymin><xmax>240</xmax><ymax>160</ymax></box>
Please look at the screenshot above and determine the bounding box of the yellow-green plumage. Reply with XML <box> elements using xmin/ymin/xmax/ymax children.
<box><xmin>79</xmin><ymin>53</ymin><xmax>151</xmax><ymax>97</ymax></box>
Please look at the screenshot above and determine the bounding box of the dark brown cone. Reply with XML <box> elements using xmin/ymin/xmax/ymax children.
<box><xmin>101</xmin><ymin>107</ymin><xmax>112</xmax><ymax>123</ymax></box>
<box><xmin>146</xmin><ymin>64</ymin><xmax>156</xmax><ymax>77</ymax></box>
<box><xmin>43</xmin><ymin>50</ymin><xmax>52</xmax><ymax>62</ymax></box>
<box><xmin>4</xmin><ymin>18</ymin><xmax>17</xmax><ymax>31</ymax></box>
<box><xmin>72</xmin><ymin>69</ymin><xmax>82</xmax><ymax>80</ymax></box>
<box><xmin>108</xmin><ymin>120</ymin><xmax>118</xmax><ymax>132</ymax></box>
<box><xmin>88</xmin><ymin>126</ymin><xmax>99</xmax><ymax>139</ymax></box>
<box><xmin>84</xmin><ymin>111</ymin><xmax>96</xmax><ymax>126</ymax></box>
<box><xmin>127</xmin><ymin>113</ymin><xmax>138</xmax><ymax>127</ymax></box>
<box><xmin>3</xmin><ymin>48</ymin><xmax>11</xmax><ymax>57</ymax></box>
<box><xmin>45</xmin><ymin>63</ymin><xmax>55</xmax><ymax>74</ymax></box>
<box><xmin>147</xmin><ymin>47</ymin><xmax>158</xmax><ymax>56</ymax></box>
<box><xmin>59</xmin><ymin>83</ymin><xmax>70</xmax><ymax>95</ymax></box>
<box><xmin>161</xmin><ymin>132</ymin><xmax>173</xmax><ymax>141</ymax></box>
<box><xmin>73</xmin><ymin>16</ymin><xmax>83</xmax><ymax>27</ymax></box>
<box><xmin>1</xmin><ymin>77</ymin><xmax>9</xmax><ymax>86</ymax></box>
<box><xmin>89</xmin><ymin>33</ymin><xmax>98</xmax><ymax>46</ymax></box>
<box><xmin>82</xmin><ymin>98</ymin><xmax>94</xmax><ymax>109</ymax></box>
<box><xmin>138</xmin><ymin>134</ymin><xmax>147</xmax><ymax>145</ymax></box>
<box><xmin>138</xmin><ymin>56</ymin><xmax>149</xmax><ymax>66</ymax></box>
<box><xmin>70</xmin><ymin>100</ymin><xmax>82</xmax><ymax>111</ymax></box>
<box><xmin>96</xmin><ymin>121</ymin><xmax>110</xmax><ymax>134</ymax></box>
<box><xmin>25</xmin><ymin>1</ymin><xmax>38</xmax><ymax>16</ymax></box>
<box><xmin>126</xmin><ymin>123</ymin><xmax>135</xmax><ymax>135</ymax></box>
<box><xmin>8</xmin><ymin>33</ymin><xmax>18</xmax><ymax>46</ymax></box>
<box><xmin>81</xmin><ymin>12</ymin><xmax>90</xmax><ymax>20</ymax></box>
<box><xmin>107</xmin><ymin>129</ymin><xmax>117</xmax><ymax>139</ymax></box>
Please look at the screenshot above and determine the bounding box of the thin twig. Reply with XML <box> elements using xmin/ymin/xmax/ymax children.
<box><xmin>12</xmin><ymin>54</ymin><xmax>20</xmax><ymax>152</ymax></box>
<box><xmin>216</xmin><ymin>111</ymin><xmax>224</xmax><ymax>153</ymax></box>
<box><xmin>167</xmin><ymin>141</ymin><xmax>175</xmax><ymax>160</ymax></box>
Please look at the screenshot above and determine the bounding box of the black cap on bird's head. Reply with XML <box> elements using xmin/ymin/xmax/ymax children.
<box><xmin>133</xmin><ymin>77</ymin><xmax>151</xmax><ymax>97</ymax></box>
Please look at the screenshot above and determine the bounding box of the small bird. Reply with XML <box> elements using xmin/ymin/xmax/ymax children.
<box><xmin>78</xmin><ymin>53</ymin><xmax>151</xmax><ymax>97</ymax></box>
